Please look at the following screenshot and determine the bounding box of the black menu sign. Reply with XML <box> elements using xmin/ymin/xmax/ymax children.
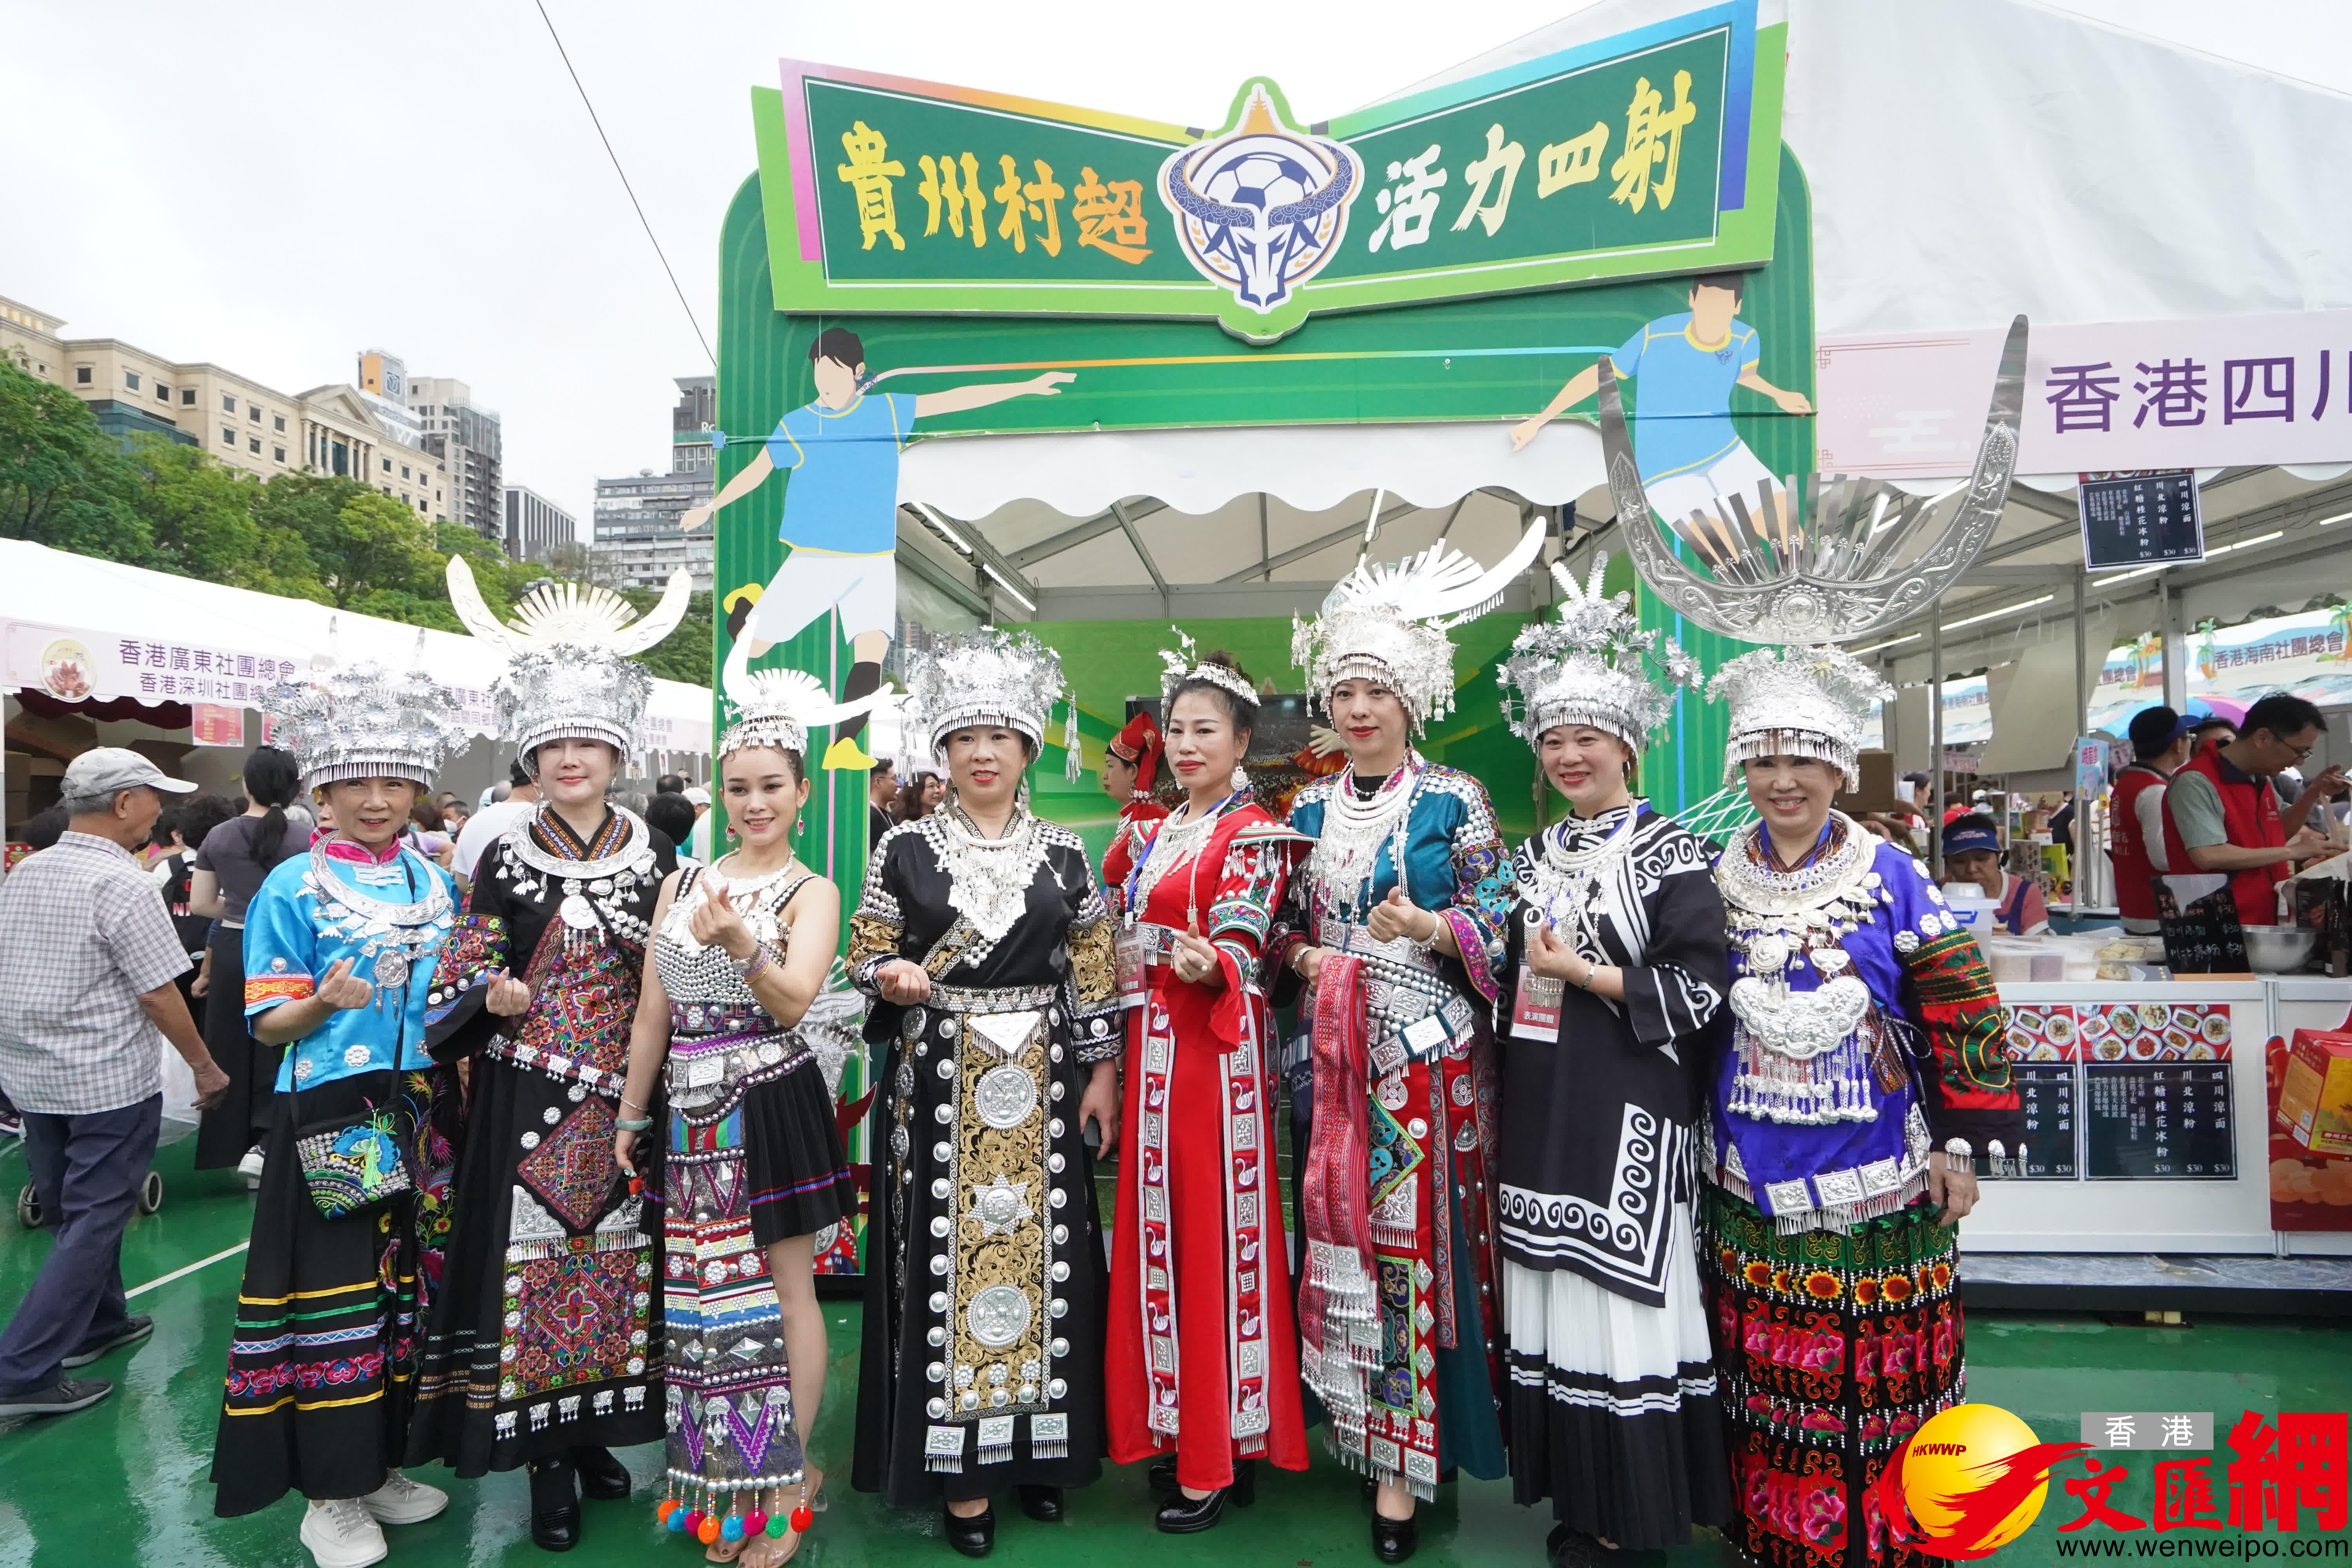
<box><xmin>2082</xmin><ymin>1062</ymin><xmax>2236</xmax><ymax>1180</ymax></box>
<box><xmin>1995</xmin><ymin>1064</ymin><xmax>2080</xmax><ymax>1181</ymax></box>
<box><xmin>2080</xmin><ymin>470</ymin><xmax>2204</xmax><ymax>571</ymax></box>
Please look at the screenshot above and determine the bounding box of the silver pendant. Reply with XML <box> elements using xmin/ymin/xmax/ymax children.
<box><xmin>559</xmin><ymin>894</ymin><xmax>598</xmax><ymax>930</ymax></box>
<box><xmin>374</xmin><ymin>949</ymin><xmax>409</xmax><ymax>995</ymax></box>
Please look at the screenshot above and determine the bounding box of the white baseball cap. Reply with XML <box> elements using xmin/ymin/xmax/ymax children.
<box><xmin>62</xmin><ymin>746</ymin><xmax>197</xmax><ymax>799</ymax></box>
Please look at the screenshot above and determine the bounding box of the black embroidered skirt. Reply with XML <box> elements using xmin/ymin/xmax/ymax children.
<box><xmin>405</xmin><ymin>1055</ymin><xmax>663</xmax><ymax>1476</ymax></box>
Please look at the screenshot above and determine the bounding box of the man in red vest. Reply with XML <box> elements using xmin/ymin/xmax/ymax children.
<box><xmin>2113</xmin><ymin>706</ymin><xmax>2194</xmax><ymax>934</ymax></box>
<box><xmin>2161</xmin><ymin>692</ymin><xmax>2340</xmax><ymax>926</ymax></box>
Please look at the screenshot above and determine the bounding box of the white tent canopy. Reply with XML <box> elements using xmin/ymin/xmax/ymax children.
<box><xmin>0</xmin><ymin>539</ymin><xmax>712</xmax><ymax>753</ymax></box>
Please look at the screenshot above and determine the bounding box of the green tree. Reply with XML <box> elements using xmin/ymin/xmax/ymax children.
<box><xmin>123</xmin><ymin>434</ymin><xmax>271</xmax><ymax>587</ymax></box>
<box><xmin>0</xmin><ymin>359</ymin><xmax>152</xmax><ymax>561</ymax></box>
<box><xmin>254</xmin><ymin>474</ymin><xmax>436</xmax><ymax>608</ymax></box>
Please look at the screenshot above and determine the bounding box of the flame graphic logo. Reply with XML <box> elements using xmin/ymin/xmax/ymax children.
<box><xmin>1873</xmin><ymin>1404</ymin><xmax>2091</xmax><ymax>1559</ymax></box>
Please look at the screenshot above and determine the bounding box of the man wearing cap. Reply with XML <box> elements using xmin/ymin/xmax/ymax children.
<box><xmin>2112</xmin><ymin>707</ymin><xmax>2196</xmax><ymax>935</ymax></box>
<box><xmin>0</xmin><ymin>748</ymin><xmax>230</xmax><ymax>1419</ymax></box>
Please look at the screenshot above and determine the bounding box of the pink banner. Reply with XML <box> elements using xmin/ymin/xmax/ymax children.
<box><xmin>1818</xmin><ymin>311</ymin><xmax>2352</xmax><ymax>477</ymax></box>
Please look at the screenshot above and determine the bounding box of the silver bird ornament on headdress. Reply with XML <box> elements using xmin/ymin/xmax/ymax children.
<box><xmin>1497</xmin><ymin>553</ymin><xmax>1701</xmax><ymax>753</ymax></box>
<box><xmin>716</xmin><ymin>639</ymin><xmax>891</xmax><ymax>762</ymax></box>
<box><xmin>1600</xmin><ymin>316</ymin><xmax>2028</xmax><ymax>647</ymax></box>
<box><xmin>445</xmin><ymin>555</ymin><xmax>691</xmax><ymax>771</ymax></box>
<box><xmin>1292</xmin><ymin>517</ymin><xmax>1546</xmax><ymax>730</ymax></box>
<box><xmin>1158</xmin><ymin>625</ymin><xmax>1258</xmax><ymax>711</ymax></box>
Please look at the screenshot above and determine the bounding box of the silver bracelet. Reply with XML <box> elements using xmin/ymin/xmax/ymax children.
<box><xmin>1942</xmin><ymin>1137</ymin><xmax>1973</xmax><ymax>1162</ymax></box>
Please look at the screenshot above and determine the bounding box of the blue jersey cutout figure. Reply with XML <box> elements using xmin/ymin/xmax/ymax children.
<box><xmin>685</xmin><ymin>328</ymin><xmax>1072</xmax><ymax>770</ymax></box>
<box><xmin>1511</xmin><ymin>271</ymin><xmax>1812</xmax><ymax>537</ymax></box>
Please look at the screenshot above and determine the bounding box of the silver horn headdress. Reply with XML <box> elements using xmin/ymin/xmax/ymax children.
<box><xmin>1497</xmin><ymin>554</ymin><xmax>1700</xmax><ymax>753</ymax></box>
<box><xmin>1602</xmin><ymin>315</ymin><xmax>2028</xmax><ymax>646</ymax></box>
<box><xmin>1293</xmin><ymin>517</ymin><xmax>1546</xmax><ymax>731</ymax></box>
<box><xmin>717</xmin><ymin>640</ymin><xmax>889</xmax><ymax>762</ymax></box>
<box><xmin>446</xmin><ymin>555</ymin><xmax>691</xmax><ymax>771</ymax></box>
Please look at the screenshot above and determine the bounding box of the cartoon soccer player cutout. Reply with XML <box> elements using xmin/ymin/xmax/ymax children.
<box><xmin>1511</xmin><ymin>270</ymin><xmax>1811</xmax><ymax>534</ymax></box>
<box><xmin>682</xmin><ymin>327</ymin><xmax>1073</xmax><ymax>768</ymax></box>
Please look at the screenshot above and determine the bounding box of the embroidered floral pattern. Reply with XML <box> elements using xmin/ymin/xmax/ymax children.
<box><xmin>517</xmin><ymin>1097</ymin><xmax>620</xmax><ymax>1233</ymax></box>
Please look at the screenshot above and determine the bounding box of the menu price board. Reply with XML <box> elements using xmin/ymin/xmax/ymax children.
<box><xmin>2082</xmin><ymin>1062</ymin><xmax>2235</xmax><ymax>1181</ymax></box>
<box><xmin>2000</xmin><ymin>1063</ymin><xmax>2080</xmax><ymax>1181</ymax></box>
<box><xmin>2080</xmin><ymin>469</ymin><xmax>2203</xmax><ymax>572</ymax></box>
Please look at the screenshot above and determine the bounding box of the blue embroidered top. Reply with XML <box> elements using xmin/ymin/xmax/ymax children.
<box><xmin>1704</xmin><ymin>817</ymin><xmax>2020</xmax><ymax>1232</ymax></box>
<box><xmin>243</xmin><ymin>841</ymin><xmax>457</xmax><ymax>1093</ymax></box>
<box><xmin>1274</xmin><ymin>760</ymin><xmax>1511</xmax><ymax>1006</ymax></box>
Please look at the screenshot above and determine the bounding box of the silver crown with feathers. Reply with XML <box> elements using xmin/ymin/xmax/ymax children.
<box><xmin>717</xmin><ymin>640</ymin><xmax>890</xmax><ymax>761</ymax></box>
<box><xmin>446</xmin><ymin>555</ymin><xmax>690</xmax><ymax>774</ymax></box>
<box><xmin>1292</xmin><ymin>518</ymin><xmax>1546</xmax><ymax>730</ymax></box>
<box><xmin>904</xmin><ymin>627</ymin><xmax>1083</xmax><ymax>782</ymax></box>
<box><xmin>1497</xmin><ymin>553</ymin><xmax>1700</xmax><ymax>753</ymax></box>
<box><xmin>1707</xmin><ymin>644</ymin><xmax>1893</xmax><ymax>792</ymax></box>
<box><xmin>1158</xmin><ymin>626</ymin><xmax>1258</xmax><ymax>711</ymax></box>
<box><xmin>262</xmin><ymin>629</ymin><xmax>469</xmax><ymax>793</ymax></box>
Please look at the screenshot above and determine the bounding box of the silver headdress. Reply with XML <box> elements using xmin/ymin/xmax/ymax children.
<box><xmin>1708</xmin><ymin>644</ymin><xmax>1892</xmax><ymax>791</ymax></box>
<box><xmin>716</xmin><ymin>640</ymin><xmax>889</xmax><ymax>762</ymax></box>
<box><xmin>446</xmin><ymin>555</ymin><xmax>691</xmax><ymax>773</ymax></box>
<box><xmin>1158</xmin><ymin>626</ymin><xmax>1258</xmax><ymax>711</ymax></box>
<box><xmin>263</xmin><ymin>630</ymin><xmax>468</xmax><ymax>793</ymax></box>
<box><xmin>1497</xmin><ymin>553</ymin><xmax>1700</xmax><ymax>752</ymax></box>
<box><xmin>1292</xmin><ymin>518</ymin><xmax>1547</xmax><ymax>730</ymax></box>
<box><xmin>903</xmin><ymin>627</ymin><xmax>1082</xmax><ymax>782</ymax></box>
<box><xmin>1599</xmin><ymin>316</ymin><xmax>2027</xmax><ymax>645</ymax></box>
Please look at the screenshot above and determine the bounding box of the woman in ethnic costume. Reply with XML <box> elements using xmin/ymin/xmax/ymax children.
<box><xmin>1699</xmin><ymin>646</ymin><xmax>2023</xmax><ymax>1568</ymax></box>
<box><xmin>1490</xmin><ymin>560</ymin><xmax>1733</xmax><ymax>1564</ymax></box>
<box><xmin>1272</xmin><ymin>522</ymin><xmax>1543</xmax><ymax>1564</ymax></box>
<box><xmin>214</xmin><ymin>652</ymin><xmax>466</xmax><ymax>1568</ymax></box>
<box><xmin>847</xmin><ymin>628</ymin><xmax>1122</xmax><ymax>1559</ymax></box>
<box><xmin>612</xmin><ymin>648</ymin><xmax>867</xmax><ymax>1566</ymax></box>
<box><xmin>405</xmin><ymin>562</ymin><xmax>690</xmax><ymax>1550</ymax></box>
<box><xmin>1098</xmin><ymin>710</ymin><xmax>1169</xmax><ymax>902</ymax></box>
<box><xmin>1102</xmin><ymin>640</ymin><xmax>1309</xmax><ymax>1532</ymax></box>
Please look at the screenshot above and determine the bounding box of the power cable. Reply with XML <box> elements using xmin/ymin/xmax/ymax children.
<box><xmin>533</xmin><ymin>0</ymin><xmax>715</xmax><ymax>367</ymax></box>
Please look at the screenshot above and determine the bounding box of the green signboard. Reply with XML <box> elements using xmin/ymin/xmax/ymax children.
<box><xmin>761</xmin><ymin>0</ymin><xmax>1779</xmax><ymax>343</ymax></box>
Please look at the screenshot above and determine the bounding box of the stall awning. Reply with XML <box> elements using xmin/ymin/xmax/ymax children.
<box><xmin>898</xmin><ymin>418</ymin><xmax>1604</xmax><ymax>522</ymax></box>
<box><xmin>0</xmin><ymin>540</ymin><xmax>712</xmax><ymax>754</ymax></box>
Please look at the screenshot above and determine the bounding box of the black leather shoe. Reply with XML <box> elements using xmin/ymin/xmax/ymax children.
<box><xmin>943</xmin><ymin>1503</ymin><xmax>995</xmax><ymax>1557</ymax></box>
<box><xmin>1546</xmin><ymin>1524</ymin><xmax>1625</xmax><ymax>1566</ymax></box>
<box><xmin>1371</xmin><ymin>1508</ymin><xmax>1419</xmax><ymax>1564</ymax></box>
<box><xmin>567</xmin><ymin>1445</ymin><xmax>630</xmax><ymax>1502</ymax></box>
<box><xmin>1154</xmin><ymin>1459</ymin><xmax>1255</xmax><ymax>1533</ymax></box>
<box><xmin>1015</xmin><ymin>1485</ymin><xmax>1065</xmax><ymax>1522</ymax></box>
<box><xmin>1147</xmin><ymin>1454</ymin><xmax>1178</xmax><ymax>1493</ymax></box>
<box><xmin>528</xmin><ymin>1457</ymin><xmax>581</xmax><ymax>1552</ymax></box>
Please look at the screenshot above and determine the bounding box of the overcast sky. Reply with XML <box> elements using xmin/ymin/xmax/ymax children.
<box><xmin>4</xmin><ymin>0</ymin><xmax>2344</xmax><ymax>529</ymax></box>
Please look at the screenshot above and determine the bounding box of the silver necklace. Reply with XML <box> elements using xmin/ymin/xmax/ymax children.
<box><xmin>931</xmin><ymin>806</ymin><xmax>1050</xmax><ymax>943</ymax></box>
<box><xmin>664</xmin><ymin>855</ymin><xmax>804</xmax><ymax>951</ymax></box>
<box><xmin>1308</xmin><ymin>753</ymin><xmax>1422</xmax><ymax>914</ymax></box>
<box><xmin>1131</xmin><ymin>804</ymin><xmax>1219</xmax><ymax>914</ymax></box>
<box><xmin>1521</xmin><ymin>802</ymin><xmax>1641</xmax><ymax>944</ymax></box>
<box><xmin>306</xmin><ymin>840</ymin><xmax>453</xmax><ymax>1003</ymax></box>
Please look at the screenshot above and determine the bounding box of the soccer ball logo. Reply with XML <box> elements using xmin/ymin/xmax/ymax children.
<box><xmin>1161</xmin><ymin>85</ymin><xmax>1362</xmax><ymax>317</ymax></box>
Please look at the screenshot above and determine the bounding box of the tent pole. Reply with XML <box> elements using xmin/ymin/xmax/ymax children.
<box><xmin>2159</xmin><ymin>575</ymin><xmax>2187</xmax><ymax>711</ymax></box>
<box><xmin>2074</xmin><ymin>568</ymin><xmax>2089</xmax><ymax>914</ymax></box>
<box><xmin>1931</xmin><ymin>620</ymin><xmax>1945</xmax><ymax>882</ymax></box>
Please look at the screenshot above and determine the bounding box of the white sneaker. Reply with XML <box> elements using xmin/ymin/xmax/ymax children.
<box><xmin>239</xmin><ymin>1145</ymin><xmax>265</xmax><ymax>1189</ymax></box>
<box><xmin>300</xmin><ymin>1497</ymin><xmax>388</xmax><ymax>1568</ymax></box>
<box><xmin>360</xmin><ymin>1468</ymin><xmax>448</xmax><ymax>1526</ymax></box>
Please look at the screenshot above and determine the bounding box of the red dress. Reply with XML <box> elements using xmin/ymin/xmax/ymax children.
<box><xmin>1104</xmin><ymin>801</ymin><xmax>1308</xmax><ymax>1490</ymax></box>
<box><xmin>1102</xmin><ymin>798</ymin><xmax>1170</xmax><ymax>912</ymax></box>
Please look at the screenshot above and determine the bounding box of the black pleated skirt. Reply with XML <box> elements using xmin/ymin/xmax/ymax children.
<box><xmin>213</xmin><ymin>1072</ymin><xmax>437</xmax><ymax>1516</ymax></box>
<box><xmin>195</xmin><ymin>923</ymin><xmax>283</xmax><ymax>1170</ymax></box>
<box><xmin>744</xmin><ymin>1063</ymin><xmax>858</xmax><ymax>1246</ymax></box>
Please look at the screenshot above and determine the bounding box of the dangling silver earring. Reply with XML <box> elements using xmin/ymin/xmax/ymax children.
<box><xmin>1229</xmin><ymin>764</ymin><xmax>1250</xmax><ymax>793</ymax></box>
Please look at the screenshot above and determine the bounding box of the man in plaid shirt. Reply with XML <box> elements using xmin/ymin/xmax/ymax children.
<box><xmin>0</xmin><ymin>749</ymin><xmax>230</xmax><ymax>1418</ymax></box>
